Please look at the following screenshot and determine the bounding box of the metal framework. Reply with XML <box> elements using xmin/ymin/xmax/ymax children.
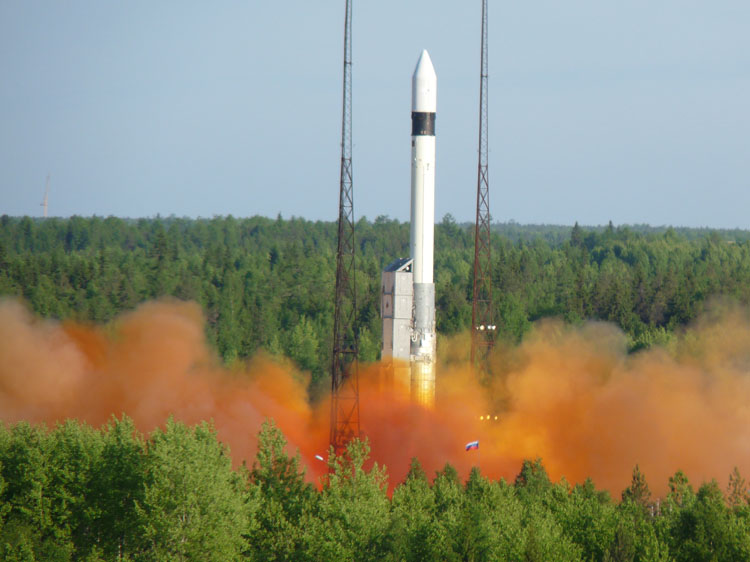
<box><xmin>471</xmin><ymin>0</ymin><xmax>494</xmax><ymax>366</ymax></box>
<box><xmin>330</xmin><ymin>0</ymin><xmax>360</xmax><ymax>457</ymax></box>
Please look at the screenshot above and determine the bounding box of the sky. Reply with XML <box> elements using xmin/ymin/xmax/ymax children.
<box><xmin>1</xmin><ymin>1</ymin><xmax>748</xmax><ymax>228</ymax></box>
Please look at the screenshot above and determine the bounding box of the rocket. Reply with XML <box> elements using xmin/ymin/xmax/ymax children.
<box><xmin>410</xmin><ymin>50</ymin><xmax>437</xmax><ymax>406</ymax></box>
<box><xmin>377</xmin><ymin>50</ymin><xmax>438</xmax><ymax>406</ymax></box>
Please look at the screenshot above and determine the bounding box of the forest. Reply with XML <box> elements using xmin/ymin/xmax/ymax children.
<box><xmin>3</xmin><ymin>214</ymin><xmax>750</xmax><ymax>389</ymax></box>
<box><xmin>0</xmin><ymin>417</ymin><xmax>749</xmax><ymax>561</ymax></box>
<box><xmin>3</xmin><ymin>214</ymin><xmax>750</xmax><ymax>560</ymax></box>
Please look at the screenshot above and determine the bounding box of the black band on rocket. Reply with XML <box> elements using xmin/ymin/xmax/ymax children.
<box><xmin>411</xmin><ymin>112</ymin><xmax>435</xmax><ymax>136</ymax></box>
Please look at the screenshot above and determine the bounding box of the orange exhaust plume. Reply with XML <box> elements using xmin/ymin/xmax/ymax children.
<box><xmin>1</xmin><ymin>297</ymin><xmax>750</xmax><ymax>496</ymax></box>
<box><xmin>0</xmin><ymin>299</ymin><xmax>326</xmax><ymax>468</ymax></box>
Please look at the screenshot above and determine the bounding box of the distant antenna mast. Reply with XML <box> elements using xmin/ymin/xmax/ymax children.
<box><xmin>41</xmin><ymin>174</ymin><xmax>50</xmax><ymax>218</ymax></box>
<box><xmin>471</xmin><ymin>0</ymin><xmax>495</xmax><ymax>367</ymax></box>
<box><xmin>330</xmin><ymin>0</ymin><xmax>360</xmax><ymax>457</ymax></box>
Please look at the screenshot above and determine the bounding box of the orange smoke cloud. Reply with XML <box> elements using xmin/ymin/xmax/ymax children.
<box><xmin>351</xmin><ymin>304</ymin><xmax>750</xmax><ymax>494</ymax></box>
<box><xmin>0</xmin><ymin>299</ymin><xmax>326</xmax><ymax>469</ymax></box>
<box><xmin>2</xmin><ymin>297</ymin><xmax>750</xmax><ymax>496</ymax></box>
<box><xmin>480</xmin><ymin>312</ymin><xmax>750</xmax><ymax>495</ymax></box>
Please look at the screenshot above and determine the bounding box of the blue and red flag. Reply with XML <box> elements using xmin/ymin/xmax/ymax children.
<box><xmin>465</xmin><ymin>440</ymin><xmax>479</xmax><ymax>451</ymax></box>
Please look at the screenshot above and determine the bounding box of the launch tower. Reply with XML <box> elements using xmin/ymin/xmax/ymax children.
<box><xmin>330</xmin><ymin>0</ymin><xmax>360</xmax><ymax>456</ymax></box>
<box><xmin>471</xmin><ymin>0</ymin><xmax>495</xmax><ymax>367</ymax></box>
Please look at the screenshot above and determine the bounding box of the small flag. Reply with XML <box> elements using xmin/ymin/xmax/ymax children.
<box><xmin>465</xmin><ymin>440</ymin><xmax>479</xmax><ymax>451</ymax></box>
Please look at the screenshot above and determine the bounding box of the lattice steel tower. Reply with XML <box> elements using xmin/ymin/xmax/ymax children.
<box><xmin>330</xmin><ymin>0</ymin><xmax>360</xmax><ymax>456</ymax></box>
<box><xmin>471</xmin><ymin>0</ymin><xmax>495</xmax><ymax>366</ymax></box>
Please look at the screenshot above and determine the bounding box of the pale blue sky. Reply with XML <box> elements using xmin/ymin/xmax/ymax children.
<box><xmin>1</xmin><ymin>1</ymin><xmax>748</xmax><ymax>227</ymax></box>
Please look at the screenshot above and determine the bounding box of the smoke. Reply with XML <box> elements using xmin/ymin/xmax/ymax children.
<box><xmin>0</xmin><ymin>299</ymin><xmax>325</xmax><ymax>469</ymax></box>
<box><xmin>479</xmin><ymin>308</ymin><xmax>750</xmax><ymax>495</ymax></box>
<box><xmin>2</xmin><ymin>297</ymin><xmax>750</xmax><ymax>496</ymax></box>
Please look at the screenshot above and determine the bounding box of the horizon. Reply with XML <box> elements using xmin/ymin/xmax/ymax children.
<box><xmin>6</xmin><ymin>212</ymin><xmax>750</xmax><ymax>234</ymax></box>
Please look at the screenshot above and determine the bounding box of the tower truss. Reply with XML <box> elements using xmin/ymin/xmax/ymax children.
<box><xmin>330</xmin><ymin>0</ymin><xmax>360</xmax><ymax>457</ymax></box>
<box><xmin>471</xmin><ymin>0</ymin><xmax>495</xmax><ymax>367</ymax></box>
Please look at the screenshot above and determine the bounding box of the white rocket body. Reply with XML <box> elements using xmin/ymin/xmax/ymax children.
<box><xmin>411</xmin><ymin>50</ymin><xmax>436</xmax><ymax>286</ymax></box>
<box><xmin>410</xmin><ymin>50</ymin><xmax>437</xmax><ymax>406</ymax></box>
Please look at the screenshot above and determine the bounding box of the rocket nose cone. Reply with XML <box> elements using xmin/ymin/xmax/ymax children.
<box><xmin>414</xmin><ymin>50</ymin><xmax>436</xmax><ymax>79</ymax></box>
<box><xmin>412</xmin><ymin>50</ymin><xmax>436</xmax><ymax>113</ymax></box>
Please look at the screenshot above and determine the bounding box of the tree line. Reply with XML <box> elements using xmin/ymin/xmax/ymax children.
<box><xmin>1</xmin><ymin>417</ymin><xmax>748</xmax><ymax>561</ymax></box>
<box><xmin>4</xmin><ymin>214</ymin><xmax>750</xmax><ymax>387</ymax></box>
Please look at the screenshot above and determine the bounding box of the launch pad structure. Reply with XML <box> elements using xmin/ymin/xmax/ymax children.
<box><xmin>330</xmin><ymin>0</ymin><xmax>360</xmax><ymax>457</ymax></box>
<box><xmin>471</xmin><ymin>0</ymin><xmax>496</xmax><ymax>366</ymax></box>
<box><xmin>381</xmin><ymin>257</ymin><xmax>413</xmax><ymax>364</ymax></box>
<box><xmin>335</xmin><ymin>0</ymin><xmax>494</xmax><ymax>452</ymax></box>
